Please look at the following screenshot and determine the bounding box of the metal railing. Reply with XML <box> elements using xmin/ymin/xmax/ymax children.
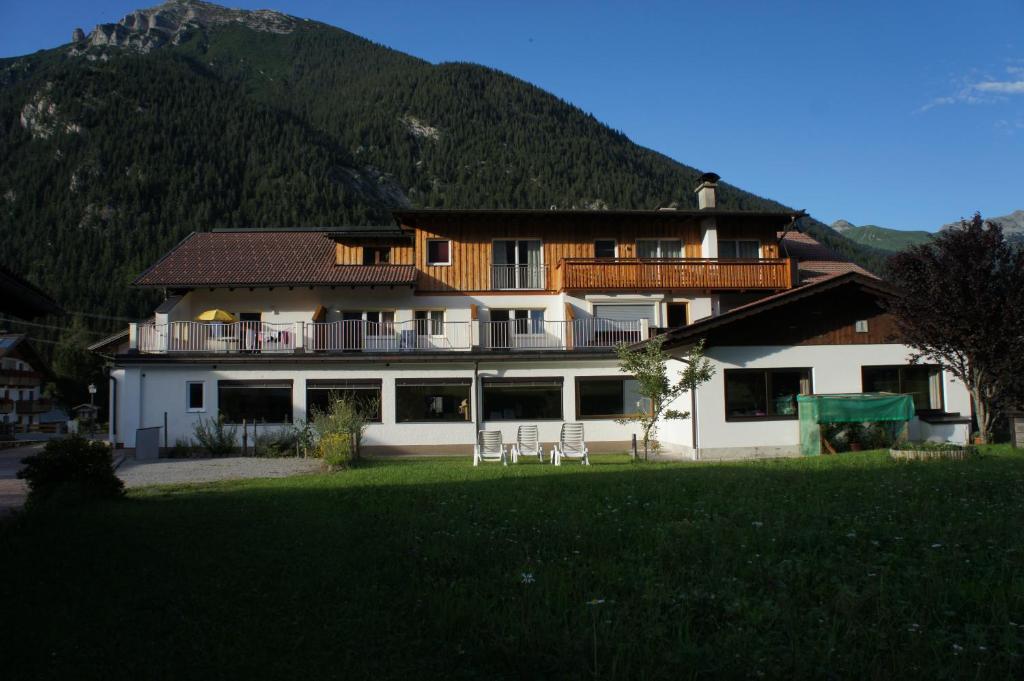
<box><xmin>133</xmin><ymin>318</ymin><xmax>644</xmax><ymax>354</ymax></box>
<box><xmin>303</xmin><ymin>320</ymin><xmax>472</xmax><ymax>352</ymax></box>
<box><xmin>138</xmin><ymin>321</ymin><xmax>298</xmax><ymax>354</ymax></box>
<box><xmin>480</xmin><ymin>319</ymin><xmax>646</xmax><ymax>351</ymax></box>
<box><xmin>491</xmin><ymin>264</ymin><xmax>548</xmax><ymax>290</ymax></box>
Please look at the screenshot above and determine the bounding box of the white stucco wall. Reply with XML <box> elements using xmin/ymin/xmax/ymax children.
<box><xmin>688</xmin><ymin>344</ymin><xmax>972</xmax><ymax>458</ymax></box>
<box><xmin>111</xmin><ymin>358</ymin><xmax>645</xmax><ymax>451</ymax></box>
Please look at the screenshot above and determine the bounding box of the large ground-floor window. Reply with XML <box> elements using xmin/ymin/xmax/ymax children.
<box><xmin>724</xmin><ymin>368</ymin><xmax>812</xmax><ymax>420</ymax></box>
<box><xmin>482</xmin><ymin>378</ymin><xmax>562</xmax><ymax>421</ymax></box>
<box><xmin>396</xmin><ymin>379</ymin><xmax>471</xmax><ymax>422</ymax></box>
<box><xmin>217</xmin><ymin>380</ymin><xmax>293</xmax><ymax>424</ymax></box>
<box><xmin>306</xmin><ymin>380</ymin><xmax>382</xmax><ymax>422</ymax></box>
<box><xmin>576</xmin><ymin>376</ymin><xmax>650</xmax><ymax>419</ymax></box>
<box><xmin>862</xmin><ymin>365</ymin><xmax>943</xmax><ymax>411</ymax></box>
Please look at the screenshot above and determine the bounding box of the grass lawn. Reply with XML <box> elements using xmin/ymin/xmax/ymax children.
<box><xmin>3</xmin><ymin>448</ymin><xmax>1024</xmax><ymax>679</ymax></box>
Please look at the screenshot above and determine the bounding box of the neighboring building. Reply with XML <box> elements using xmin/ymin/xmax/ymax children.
<box><xmin>0</xmin><ymin>265</ymin><xmax>61</xmax><ymax>319</ymax></box>
<box><xmin>0</xmin><ymin>334</ymin><xmax>52</xmax><ymax>435</ymax></box>
<box><xmin>103</xmin><ymin>174</ymin><xmax>970</xmax><ymax>457</ymax></box>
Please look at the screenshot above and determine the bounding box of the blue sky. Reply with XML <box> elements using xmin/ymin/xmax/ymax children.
<box><xmin>2</xmin><ymin>0</ymin><xmax>1022</xmax><ymax>231</ymax></box>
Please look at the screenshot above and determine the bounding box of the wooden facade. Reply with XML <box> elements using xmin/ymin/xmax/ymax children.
<box><xmin>398</xmin><ymin>213</ymin><xmax>785</xmax><ymax>294</ymax></box>
<box><xmin>334</xmin><ymin>241</ymin><xmax>414</xmax><ymax>265</ymax></box>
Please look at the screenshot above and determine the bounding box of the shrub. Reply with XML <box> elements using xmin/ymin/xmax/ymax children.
<box><xmin>311</xmin><ymin>393</ymin><xmax>373</xmax><ymax>468</ymax></box>
<box><xmin>193</xmin><ymin>414</ymin><xmax>237</xmax><ymax>456</ymax></box>
<box><xmin>318</xmin><ymin>432</ymin><xmax>354</xmax><ymax>468</ymax></box>
<box><xmin>254</xmin><ymin>427</ymin><xmax>300</xmax><ymax>458</ymax></box>
<box><xmin>171</xmin><ymin>437</ymin><xmax>194</xmax><ymax>458</ymax></box>
<box><xmin>18</xmin><ymin>436</ymin><xmax>124</xmax><ymax>507</ymax></box>
<box><xmin>891</xmin><ymin>441</ymin><xmax>975</xmax><ymax>452</ymax></box>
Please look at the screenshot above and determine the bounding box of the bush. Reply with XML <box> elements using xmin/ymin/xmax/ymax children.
<box><xmin>318</xmin><ymin>432</ymin><xmax>354</xmax><ymax>468</ymax></box>
<box><xmin>193</xmin><ymin>414</ymin><xmax>237</xmax><ymax>456</ymax></box>
<box><xmin>18</xmin><ymin>436</ymin><xmax>124</xmax><ymax>507</ymax></box>
<box><xmin>311</xmin><ymin>393</ymin><xmax>373</xmax><ymax>468</ymax></box>
<box><xmin>253</xmin><ymin>427</ymin><xmax>300</xmax><ymax>458</ymax></box>
<box><xmin>891</xmin><ymin>441</ymin><xmax>974</xmax><ymax>452</ymax></box>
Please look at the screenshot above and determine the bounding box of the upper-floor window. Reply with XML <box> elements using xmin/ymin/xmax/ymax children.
<box><xmin>637</xmin><ymin>239</ymin><xmax>683</xmax><ymax>258</ymax></box>
<box><xmin>415</xmin><ymin>310</ymin><xmax>445</xmax><ymax>336</ymax></box>
<box><xmin>862</xmin><ymin>365</ymin><xmax>943</xmax><ymax>412</ymax></box>
<box><xmin>725</xmin><ymin>368</ymin><xmax>812</xmax><ymax>420</ymax></box>
<box><xmin>719</xmin><ymin>239</ymin><xmax>760</xmax><ymax>259</ymax></box>
<box><xmin>493</xmin><ymin>239</ymin><xmax>544</xmax><ymax>289</ymax></box>
<box><xmin>426</xmin><ymin>239</ymin><xmax>451</xmax><ymax>266</ymax></box>
<box><xmin>363</xmin><ymin>246</ymin><xmax>392</xmax><ymax>265</ymax></box>
<box><xmin>594</xmin><ymin>239</ymin><xmax>617</xmax><ymax>259</ymax></box>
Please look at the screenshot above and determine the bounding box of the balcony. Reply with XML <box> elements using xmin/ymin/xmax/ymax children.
<box><xmin>134</xmin><ymin>319</ymin><xmax>646</xmax><ymax>354</ymax></box>
<box><xmin>491</xmin><ymin>264</ymin><xmax>548</xmax><ymax>290</ymax></box>
<box><xmin>16</xmin><ymin>399</ymin><xmax>52</xmax><ymax>415</ymax></box>
<box><xmin>555</xmin><ymin>257</ymin><xmax>794</xmax><ymax>291</ymax></box>
<box><xmin>0</xmin><ymin>369</ymin><xmax>43</xmax><ymax>387</ymax></box>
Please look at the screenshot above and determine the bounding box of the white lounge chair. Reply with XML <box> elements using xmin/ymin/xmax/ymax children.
<box><xmin>511</xmin><ymin>425</ymin><xmax>544</xmax><ymax>463</ymax></box>
<box><xmin>474</xmin><ymin>430</ymin><xmax>508</xmax><ymax>466</ymax></box>
<box><xmin>552</xmin><ymin>423</ymin><xmax>590</xmax><ymax>466</ymax></box>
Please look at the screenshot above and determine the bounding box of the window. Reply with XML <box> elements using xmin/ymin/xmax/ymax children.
<box><xmin>362</xmin><ymin>246</ymin><xmax>391</xmax><ymax>265</ymax></box>
<box><xmin>396</xmin><ymin>379</ymin><xmax>471</xmax><ymax>422</ymax></box>
<box><xmin>725</xmin><ymin>368</ymin><xmax>812</xmax><ymax>420</ymax></box>
<box><xmin>855</xmin><ymin>320</ymin><xmax>869</xmax><ymax>333</ymax></box>
<box><xmin>217</xmin><ymin>380</ymin><xmax>293</xmax><ymax>424</ymax></box>
<box><xmin>493</xmin><ymin>239</ymin><xmax>544</xmax><ymax>289</ymax></box>
<box><xmin>414</xmin><ymin>310</ymin><xmax>444</xmax><ymax>336</ymax></box>
<box><xmin>426</xmin><ymin>239</ymin><xmax>451</xmax><ymax>265</ymax></box>
<box><xmin>637</xmin><ymin>239</ymin><xmax>683</xmax><ymax>258</ymax></box>
<box><xmin>365</xmin><ymin>311</ymin><xmax>396</xmax><ymax>335</ymax></box>
<box><xmin>186</xmin><ymin>381</ymin><xmax>205</xmax><ymax>412</ymax></box>
<box><xmin>306</xmin><ymin>380</ymin><xmax>382</xmax><ymax>422</ymax></box>
<box><xmin>594</xmin><ymin>239</ymin><xmax>617</xmax><ymax>259</ymax></box>
<box><xmin>666</xmin><ymin>303</ymin><xmax>688</xmax><ymax>328</ymax></box>
<box><xmin>718</xmin><ymin>240</ymin><xmax>761</xmax><ymax>259</ymax></box>
<box><xmin>483</xmin><ymin>378</ymin><xmax>562</xmax><ymax>421</ymax></box>
<box><xmin>577</xmin><ymin>377</ymin><xmax>651</xmax><ymax>419</ymax></box>
<box><xmin>862</xmin><ymin>365</ymin><xmax>943</xmax><ymax>411</ymax></box>
<box><xmin>491</xmin><ymin>309</ymin><xmax>545</xmax><ymax>333</ymax></box>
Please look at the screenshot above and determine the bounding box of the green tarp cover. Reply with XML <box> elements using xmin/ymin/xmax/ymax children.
<box><xmin>797</xmin><ymin>393</ymin><xmax>915</xmax><ymax>457</ymax></box>
<box><xmin>797</xmin><ymin>393</ymin><xmax>915</xmax><ymax>424</ymax></box>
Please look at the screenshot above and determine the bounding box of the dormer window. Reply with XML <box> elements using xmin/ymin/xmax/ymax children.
<box><xmin>363</xmin><ymin>246</ymin><xmax>391</xmax><ymax>265</ymax></box>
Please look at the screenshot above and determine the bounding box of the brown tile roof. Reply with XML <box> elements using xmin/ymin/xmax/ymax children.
<box><xmin>133</xmin><ymin>231</ymin><xmax>417</xmax><ymax>288</ymax></box>
<box><xmin>778</xmin><ymin>231</ymin><xmax>875</xmax><ymax>284</ymax></box>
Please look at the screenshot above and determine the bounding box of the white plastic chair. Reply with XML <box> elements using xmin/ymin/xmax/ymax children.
<box><xmin>473</xmin><ymin>430</ymin><xmax>507</xmax><ymax>466</ymax></box>
<box><xmin>511</xmin><ymin>425</ymin><xmax>544</xmax><ymax>463</ymax></box>
<box><xmin>552</xmin><ymin>423</ymin><xmax>590</xmax><ymax>466</ymax></box>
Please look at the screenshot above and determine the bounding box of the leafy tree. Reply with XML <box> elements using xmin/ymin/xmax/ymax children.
<box><xmin>615</xmin><ymin>337</ymin><xmax>715</xmax><ymax>460</ymax></box>
<box><xmin>886</xmin><ymin>214</ymin><xmax>1024</xmax><ymax>443</ymax></box>
<box><xmin>51</xmin><ymin>317</ymin><xmax>105</xmax><ymax>410</ymax></box>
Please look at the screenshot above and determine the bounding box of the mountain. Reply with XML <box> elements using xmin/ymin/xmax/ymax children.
<box><xmin>830</xmin><ymin>220</ymin><xmax>932</xmax><ymax>253</ymax></box>
<box><xmin>0</xmin><ymin>0</ymin><xmax>887</xmax><ymax>321</ymax></box>
<box><xmin>831</xmin><ymin>210</ymin><xmax>1024</xmax><ymax>254</ymax></box>
<box><xmin>942</xmin><ymin>210</ymin><xmax>1024</xmax><ymax>246</ymax></box>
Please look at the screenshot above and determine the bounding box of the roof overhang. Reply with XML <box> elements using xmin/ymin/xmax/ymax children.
<box><xmin>650</xmin><ymin>272</ymin><xmax>896</xmax><ymax>351</ymax></box>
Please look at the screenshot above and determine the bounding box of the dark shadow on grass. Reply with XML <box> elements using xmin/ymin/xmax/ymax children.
<box><xmin>3</xmin><ymin>450</ymin><xmax>1024</xmax><ymax>680</ymax></box>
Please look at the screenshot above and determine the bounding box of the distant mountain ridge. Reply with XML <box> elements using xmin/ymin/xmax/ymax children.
<box><xmin>830</xmin><ymin>210</ymin><xmax>1024</xmax><ymax>253</ymax></box>
<box><xmin>0</xmin><ymin>0</ymin><xmax>889</xmax><ymax>317</ymax></box>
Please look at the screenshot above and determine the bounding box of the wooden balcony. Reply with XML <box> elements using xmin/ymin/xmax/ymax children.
<box><xmin>554</xmin><ymin>257</ymin><xmax>794</xmax><ymax>291</ymax></box>
<box><xmin>0</xmin><ymin>369</ymin><xmax>43</xmax><ymax>387</ymax></box>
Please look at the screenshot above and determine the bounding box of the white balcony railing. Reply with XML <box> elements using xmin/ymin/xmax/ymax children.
<box><xmin>303</xmin><ymin>320</ymin><xmax>472</xmax><ymax>352</ymax></box>
<box><xmin>138</xmin><ymin>321</ymin><xmax>298</xmax><ymax>354</ymax></box>
<box><xmin>133</xmin><ymin>318</ymin><xmax>646</xmax><ymax>354</ymax></box>
<box><xmin>491</xmin><ymin>264</ymin><xmax>548</xmax><ymax>290</ymax></box>
<box><xmin>481</xmin><ymin>319</ymin><xmax>646</xmax><ymax>351</ymax></box>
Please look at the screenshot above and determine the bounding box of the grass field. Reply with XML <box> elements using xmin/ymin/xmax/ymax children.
<box><xmin>3</xmin><ymin>448</ymin><xmax>1024</xmax><ymax>679</ymax></box>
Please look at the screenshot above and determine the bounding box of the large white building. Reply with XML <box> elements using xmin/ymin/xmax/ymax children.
<box><xmin>97</xmin><ymin>176</ymin><xmax>972</xmax><ymax>458</ymax></box>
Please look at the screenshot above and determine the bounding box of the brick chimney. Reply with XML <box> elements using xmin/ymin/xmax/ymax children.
<box><xmin>695</xmin><ymin>172</ymin><xmax>720</xmax><ymax>210</ymax></box>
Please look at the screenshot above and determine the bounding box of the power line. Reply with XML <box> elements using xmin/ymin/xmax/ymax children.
<box><xmin>65</xmin><ymin>310</ymin><xmax>139</xmax><ymax>323</ymax></box>
<box><xmin>0</xmin><ymin>316</ymin><xmax>108</xmax><ymax>337</ymax></box>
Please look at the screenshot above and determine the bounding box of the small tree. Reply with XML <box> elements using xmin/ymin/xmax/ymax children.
<box><xmin>886</xmin><ymin>214</ymin><xmax>1024</xmax><ymax>443</ymax></box>
<box><xmin>615</xmin><ymin>336</ymin><xmax>715</xmax><ymax>460</ymax></box>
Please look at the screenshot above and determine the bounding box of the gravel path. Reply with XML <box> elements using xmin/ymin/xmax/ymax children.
<box><xmin>117</xmin><ymin>456</ymin><xmax>323</xmax><ymax>488</ymax></box>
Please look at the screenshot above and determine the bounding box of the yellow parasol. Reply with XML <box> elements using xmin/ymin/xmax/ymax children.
<box><xmin>195</xmin><ymin>309</ymin><xmax>236</xmax><ymax>322</ymax></box>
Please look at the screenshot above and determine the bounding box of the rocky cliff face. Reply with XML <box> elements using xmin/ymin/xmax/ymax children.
<box><xmin>76</xmin><ymin>0</ymin><xmax>298</xmax><ymax>53</ymax></box>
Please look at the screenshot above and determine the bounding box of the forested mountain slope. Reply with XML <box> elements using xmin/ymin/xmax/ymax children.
<box><xmin>0</xmin><ymin>0</ymin><xmax>885</xmax><ymax>319</ymax></box>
